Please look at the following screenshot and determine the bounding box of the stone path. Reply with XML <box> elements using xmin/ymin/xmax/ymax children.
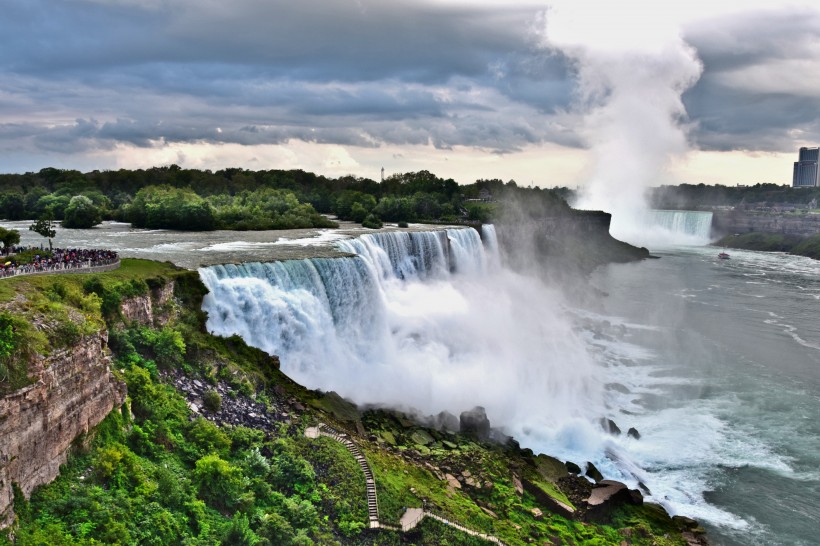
<box><xmin>399</xmin><ymin>507</ymin><xmax>424</xmax><ymax>531</ymax></box>
<box><xmin>305</xmin><ymin>422</ymin><xmax>508</xmax><ymax>544</ymax></box>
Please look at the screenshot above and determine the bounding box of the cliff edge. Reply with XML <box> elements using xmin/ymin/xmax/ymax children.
<box><xmin>0</xmin><ymin>332</ymin><xmax>125</xmax><ymax>527</ymax></box>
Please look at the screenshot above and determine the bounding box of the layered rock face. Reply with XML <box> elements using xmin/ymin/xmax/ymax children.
<box><xmin>120</xmin><ymin>282</ymin><xmax>175</xmax><ymax>326</ymax></box>
<box><xmin>713</xmin><ymin>209</ymin><xmax>820</xmax><ymax>237</ymax></box>
<box><xmin>0</xmin><ymin>333</ymin><xmax>126</xmax><ymax>527</ymax></box>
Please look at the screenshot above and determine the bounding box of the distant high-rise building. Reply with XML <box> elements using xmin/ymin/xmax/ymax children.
<box><xmin>793</xmin><ymin>147</ymin><xmax>820</xmax><ymax>187</ymax></box>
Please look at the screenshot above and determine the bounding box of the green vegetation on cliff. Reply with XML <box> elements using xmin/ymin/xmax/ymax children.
<box><xmin>716</xmin><ymin>232</ymin><xmax>820</xmax><ymax>260</ymax></box>
<box><xmin>0</xmin><ymin>261</ymin><xmax>697</xmax><ymax>545</ymax></box>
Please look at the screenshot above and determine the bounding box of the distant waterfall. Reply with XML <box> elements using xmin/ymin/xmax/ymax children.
<box><xmin>611</xmin><ymin>209</ymin><xmax>714</xmax><ymax>247</ymax></box>
<box><xmin>199</xmin><ymin>225</ymin><xmax>604</xmax><ymax>450</ymax></box>
<box><xmin>645</xmin><ymin>210</ymin><xmax>713</xmax><ymax>239</ymax></box>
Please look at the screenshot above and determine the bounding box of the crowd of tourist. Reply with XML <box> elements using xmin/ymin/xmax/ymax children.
<box><xmin>0</xmin><ymin>247</ymin><xmax>119</xmax><ymax>278</ymax></box>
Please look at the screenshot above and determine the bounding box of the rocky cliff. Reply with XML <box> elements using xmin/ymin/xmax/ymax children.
<box><xmin>0</xmin><ymin>332</ymin><xmax>126</xmax><ymax>527</ymax></box>
<box><xmin>495</xmin><ymin>209</ymin><xmax>649</xmax><ymax>279</ymax></box>
<box><xmin>712</xmin><ymin>210</ymin><xmax>820</xmax><ymax>238</ymax></box>
<box><xmin>119</xmin><ymin>281</ymin><xmax>176</xmax><ymax>327</ymax></box>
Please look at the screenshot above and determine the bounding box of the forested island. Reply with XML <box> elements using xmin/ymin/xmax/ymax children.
<box><xmin>0</xmin><ymin>166</ymin><xmax>569</xmax><ymax>231</ymax></box>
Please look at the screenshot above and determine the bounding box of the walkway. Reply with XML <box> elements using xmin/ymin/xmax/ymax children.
<box><xmin>305</xmin><ymin>422</ymin><xmax>507</xmax><ymax>544</ymax></box>
<box><xmin>0</xmin><ymin>259</ymin><xmax>120</xmax><ymax>280</ymax></box>
<box><xmin>305</xmin><ymin>423</ymin><xmax>380</xmax><ymax>528</ymax></box>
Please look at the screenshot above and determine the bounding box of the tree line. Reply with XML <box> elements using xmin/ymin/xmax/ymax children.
<box><xmin>0</xmin><ymin>166</ymin><xmax>570</xmax><ymax>231</ymax></box>
<box><xmin>648</xmin><ymin>183</ymin><xmax>820</xmax><ymax>210</ymax></box>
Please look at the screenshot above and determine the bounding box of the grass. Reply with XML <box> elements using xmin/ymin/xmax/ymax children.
<box><xmin>0</xmin><ymin>258</ymin><xmax>180</xmax><ymax>302</ymax></box>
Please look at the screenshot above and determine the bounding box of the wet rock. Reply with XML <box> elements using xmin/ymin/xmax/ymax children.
<box><xmin>600</xmin><ymin>418</ymin><xmax>621</xmax><ymax>435</ymax></box>
<box><xmin>434</xmin><ymin>410</ymin><xmax>460</xmax><ymax>432</ymax></box>
<box><xmin>445</xmin><ymin>473</ymin><xmax>461</xmax><ymax>489</ymax></box>
<box><xmin>410</xmin><ymin>429</ymin><xmax>435</xmax><ymax>446</ymax></box>
<box><xmin>565</xmin><ymin>461</ymin><xmax>582</xmax><ymax>475</ymax></box>
<box><xmin>585</xmin><ymin>462</ymin><xmax>604</xmax><ymax>483</ymax></box>
<box><xmin>585</xmin><ymin>480</ymin><xmax>643</xmax><ymax>522</ymax></box>
<box><xmin>637</xmin><ymin>481</ymin><xmax>651</xmax><ymax>495</ymax></box>
<box><xmin>512</xmin><ymin>473</ymin><xmax>524</xmax><ymax>495</ymax></box>
<box><xmin>459</xmin><ymin>406</ymin><xmax>491</xmax><ymax>442</ymax></box>
<box><xmin>673</xmin><ymin>515</ymin><xmax>700</xmax><ymax>530</ymax></box>
<box><xmin>627</xmin><ymin>427</ymin><xmax>641</xmax><ymax>440</ymax></box>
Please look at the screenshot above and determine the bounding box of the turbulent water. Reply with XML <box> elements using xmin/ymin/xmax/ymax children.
<box><xmin>6</xmin><ymin>218</ymin><xmax>817</xmax><ymax>545</ymax></box>
<box><xmin>200</xmin><ymin>226</ymin><xmax>605</xmax><ymax>432</ymax></box>
<box><xmin>587</xmin><ymin>246</ymin><xmax>820</xmax><ymax>546</ymax></box>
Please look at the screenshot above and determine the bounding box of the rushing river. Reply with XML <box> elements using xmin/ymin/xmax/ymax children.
<box><xmin>586</xmin><ymin>246</ymin><xmax>820</xmax><ymax>546</ymax></box>
<box><xmin>3</xmin><ymin>220</ymin><xmax>818</xmax><ymax>545</ymax></box>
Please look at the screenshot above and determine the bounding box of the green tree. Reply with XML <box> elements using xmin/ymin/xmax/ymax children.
<box><xmin>29</xmin><ymin>214</ymin><xmax>57</xmax><ymax>250</ymax></box>
<box><xmin>361</xmin><ymin>213</ymin><xmax>383</xmax><ymax>229</ymax></box>
<box><xmin>193</xmin><ymin>453</ymin><xmax>249</xmax><ymax>511</ymax></box>
<box><xmin>127</xmin><ymin>185</ymin><xmax>216</xmax><ymax>230</ymax></box>
<box><xmin>0</xmin><ymin>227</ymin><xmax>20</xmax><ymax>253</ymax></box>
<box><xmin>62</xmin><ymin>195</ymin><xmax>103</xmax><ymax>229</ymax></box>
<box><xmin>222</xmin><ymin>513</ymin><xmax>259</xmax><ymax>546</ymax></box>
<box><xmin>0</xmin><ymin>191</ymin><xmax>25</xmax><ymax>220</ymax></box>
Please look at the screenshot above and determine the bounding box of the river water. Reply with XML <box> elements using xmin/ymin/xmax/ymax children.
<box><xmin>3</xmin><ymin>220</ymin><xmax>818</xmax><ymax>545</ymax></box>
<box><xmin>587</xmin><ymin>246</ymin><xmax>820</xmax><ymax>546</ymax></box>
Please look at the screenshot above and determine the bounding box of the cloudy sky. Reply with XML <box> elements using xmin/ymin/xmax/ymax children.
<box><xmin>1</xmin><ymin>0</ymin><xmax>819</xmax><ymax>190</ymax></box>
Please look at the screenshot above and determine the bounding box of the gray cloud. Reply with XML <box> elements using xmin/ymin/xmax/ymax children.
<box><xmin>0</xmin><ymin>0</ymin><xmax>576</xmax><ymax>159</ymax></box>
<box><xmin>0</xmin><ymin>0</ymin><xmax>819</xmax><ymax>168</ymax></box>
<box><xmin>683</xmin><ymin>9</ymin><xmax>820</xmax><ymax>151</ymax></box>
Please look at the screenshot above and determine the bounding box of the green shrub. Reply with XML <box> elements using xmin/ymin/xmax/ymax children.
<box><xmin>193</xmin><ymin>454</ymin><xmax>250</xmax><ymax>512</ymax></box>
<box><xmin>203</xmin><ymin>389</ymin><xmax>223</xmax><ymax>412</ymax></box>
<box><xmin>361</xmin><ymin>214</ymin><xmax>383</xmax><ymax>229</ymax></box>
<box><xmin>187</xmin><ymin>417</ymin><xmax>232</xmax><ymax>458</ymax></box>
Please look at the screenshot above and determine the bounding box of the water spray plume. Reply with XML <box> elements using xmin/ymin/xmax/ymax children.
<box><xmin>541</xmin><ymin>2</ymin><xmax>703</xmax><ymax>245</ymax></box>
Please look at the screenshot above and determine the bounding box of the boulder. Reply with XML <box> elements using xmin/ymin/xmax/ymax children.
<box><xmin>512</xmin><ymin>473</ymin><xmax>524</xmax><ymax>495</ymax></box>
<box><xmin>445</xmin><ymin>473</ymin><xmax>462</xmax><ymax>489</ymax></box>
<box><xmin>565</xmin><ymin>461</ymin><xmax>582</xmax><ymax>475</ymax></box>
<box><xmin>459</xmin><ymin>406</ymin><xmax>491</xmax><ymax>442</ymax></box>
<box><xmin>585</xmin><ymin>480</ymin><xmax>643</xmax><ymax>522</ymax></box>
<box><xmin>410</xmin><ymin>429</ymin><xmax>435</xmax><ymax>446</ymax></box>
<box><xmin>434</xmin><ymin>410</ymin><xmax>460</xmax><ymax>432</ymax></box>
<box><xmin>522</xmin><ymin>478</ymin><xmax>576</xmax><ymax>519</ymax></box>
<box><xmin>600</xmin><ymin>418</ymin><xmax>621</xmax><ymax>435</ymax></box>
<box><xmin>585</xmin><ymin>462</ymin><xmax>604</xmax><ymax>483</ymax></box>
<box><xmin>627</xmin><ymin>427</ymin><xmax>641</xmax><ymax>440</ymax></box>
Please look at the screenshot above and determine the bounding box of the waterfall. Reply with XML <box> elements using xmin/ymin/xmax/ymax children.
<box><xmin>645</xmin><ymin>210</ymin><xmax>713</xmax><ymax>239</ymax></box>
<box><xmin>200</xmin><ymin>225</ymin><xmax>605</xmax><ymax>460</ymax></box>
<box><xmin>610</xmin><ymin>209</ymin><xmax>714</xmax><ymax>247</ymax></box>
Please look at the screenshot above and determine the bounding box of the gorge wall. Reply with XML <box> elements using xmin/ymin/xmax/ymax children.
<box><xmin>0</xmin><ymin>332</ymin><xmax>126</xmax><ymax>527</ymax></box>
<box><xmin>0</xmin><ymin>279</ymin><xmax>178</xmax><ymax>528</ymax></box>
<box><xmin>712</xmin><ymin>209</ymin><xmax>820</xmax><ymax>238</ymax></box>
